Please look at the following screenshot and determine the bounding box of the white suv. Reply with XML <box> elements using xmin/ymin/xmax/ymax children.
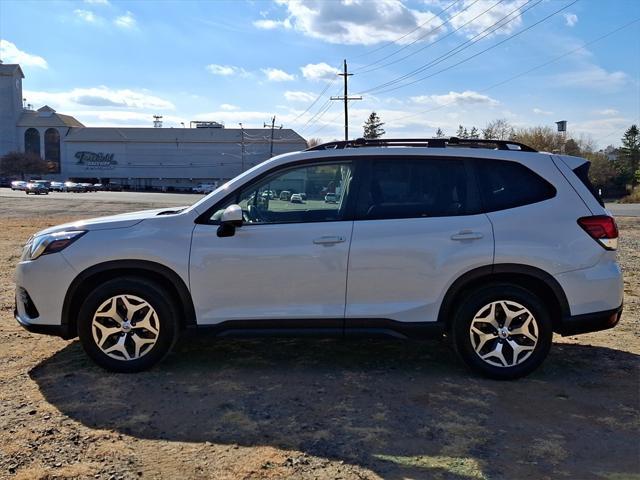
<box><xmin>14</xmin><ymin>138</ymin><xmax>623</xmax><ymax>379</ymax></box>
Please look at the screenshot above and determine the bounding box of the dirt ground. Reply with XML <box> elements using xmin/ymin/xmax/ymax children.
<box><xmin>0</xmin><ymin>196</ymin><xmax>638</xmax><ymax>480</ymax></box>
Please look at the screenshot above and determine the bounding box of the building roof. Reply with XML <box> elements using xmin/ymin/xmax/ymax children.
<box><xmin>64</xmin><ymin>127</ymin><xmax>307</xmax><ymax>144</ymax></box>
<box><xmin>17</xmin><ymin>107</ymin><xmax>85</xmax><ymax>128</ymax></box>
<box><xmin>0</xmin><ymin>63</ymin><xmax>24</xmax><ymax>78</ymax></box>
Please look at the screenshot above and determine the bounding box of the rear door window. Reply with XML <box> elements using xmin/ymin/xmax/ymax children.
<box><xmin>356</xmin><ymin>158</ymin><xmax>470</xmax><ymax>219</ymax></box>
<box><xmin>475</xmin><ymin>159</ymin><xmax>556</xmax><ymax>212</ymax></box>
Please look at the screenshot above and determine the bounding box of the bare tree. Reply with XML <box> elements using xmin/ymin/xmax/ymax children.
<box><xmin>306</xmin><ymin>137</ymin><xmax>322</xmax><ymax>148</ymax></box>
<box><xmin>482</xmin><ymin>119</ymin><xmax>515</xmax><ymax>140</ymax></box>
<box><xmin>0</xmin><ymin>151</ymin><xmax>49</xmax><ymax>180</ymax></box>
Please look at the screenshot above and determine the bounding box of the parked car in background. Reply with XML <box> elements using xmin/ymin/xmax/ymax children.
<box><xmin>50</xmin><ymin>181</ymin><xmax>65</xmax><ymax>192</ymax></box>
<box><xmin>193</xmin><ymin>183</ymin><xmax>217</xmax><ymax>194</ymax></box>
<box><xmin>324</xmin><ymin>193</ymin><xmax>337</xmax><ymax>203</ymax></box>
<box><xmin>93</xmin><ymin>184</ymin><xmax>104</xmax><ymax>191</ymax></box>
<box><xmin>25</xmin><ymin>182</ymin><xmax>49</xmax><ymax>195</ymax></box>
<box><xmin>80</xmin><ymin>183</ymin><xmax>95</xmax><ymax>192</ymax></box>
<box><xmin>279</xmin><ymin>190</ymin><xmax>291</xmax><ymax>201</ymax></box>
<box><xmin>64</xmin><ymin>181</ymin><xmax>84</xmax><ymax>193</ymax></box>
<box><xmin>11</xmin><ymin>180</ymin><xmax>28</xmax><ymax>191</ymax></box>
<box><xmin>103</xmin><ymin>183</ymin><xmax>123</xmax><ymax>192</ymax></box>
<box><xmin>14</xmin><ymin>137</ymin><xmax>623</xmax><ymax>379</ymax></box>
<box><xmin>290</xmin><ymin>193</ymin><xmax>304</xmax><ymax>204</ymax></box>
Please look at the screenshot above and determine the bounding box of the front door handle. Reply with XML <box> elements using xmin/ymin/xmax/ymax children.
<box><xmin>451</xmin><ymin>230</ymin><xmax>484</xmax><ymax>241</ymax></box>
<box><xmin>313</xmin><ymin>235</ymin><xmax>346</xmax><ymax>245</ymax></box>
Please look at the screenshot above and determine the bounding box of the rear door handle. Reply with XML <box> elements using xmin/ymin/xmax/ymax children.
<box><xmin>313</xmin><ymin>235</ymin><xmax>346</xmax><ymax>245</ymax></box>
<box><xmin>451</xmin><ymin>230</ymin><xmax>484</xmax><ymax>241</ymax></box>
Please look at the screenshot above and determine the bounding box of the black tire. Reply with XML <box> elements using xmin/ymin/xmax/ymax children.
<box><xmin>77</xmin><ymin>277</ymin><xmax>179</xmax><ymax>372</ymax></box>
<box><xmin>452</xmin><ymin>283</ymin><xmax>552</xmax><ymax>380</ymax></box>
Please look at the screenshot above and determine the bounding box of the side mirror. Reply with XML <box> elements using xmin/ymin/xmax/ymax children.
<box><xmin>217</xmin><ymin>204</ymin><xmax>243</xmax><ymax>237</ymax></box>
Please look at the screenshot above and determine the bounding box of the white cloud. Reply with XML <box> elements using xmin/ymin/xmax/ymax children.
<box><xmin>595</xmin><ymin>109</ymin><xmax>619</xmax><ymax>116</ymax></box>
<box><xmin>220</xmin><ymin>103</ymin><xmax>239</xmax><ymax>111</ymax></box>
<box><xmin>258</xmin><ymin>0</ymin><xmax>442</xmax><ymax>45</ymax></box>
<box><xmin>74</xmin><ymin>9</ymin><xmax>99</xmax><ymax>23</ymax></box>
<box><xmin>301</xmin><ymin>62</ymin><xmax>340</xmax><ymax>81</ymax></box>
<box><xmin>563</xmin><ymin>13</ymin><xmax>578</xmax><ymax>27</ymax></box>
<box><xmin>572</xmin><ymin>116</ymin><xmax>631</xmax><ymax>142</ymax></box>
<box><xmin>114</xmin><ymin>11</ymin><xmax>136</xmax><ymax>29</ymax></box>
<box><xmin>411</xmin><ymin>90</ymin><xmax>499</xmax><ymax>107</ymax></box>
<box><xmin>0</xmin><ymin>40</ymin><xmax>48</xmax><ymax>69</ymax></box>
<box><xmin>83</xmin><ymin>0</ymin><xmax>110</xmax><ymax>4</ymax></box>
<box><xmin>253</xmin><ymin>18</ymin><xmax>291</xmax><ymax>30</ymax></box>
<box><xmin>447</xmin><ymin>0</ymin><xmax>529</xmax><ymax>37</ymax></box>
<box><xmin>206</xmin><ymin>64</ymin><xmax>248</xmax><ymax>77</ymax></box>
<box><xmin>262</xmin><ymin>67</ymin><xmax>296</xmax><ymax>81</ymax></box>
<box><xmin>533</xmin><ymin>108</ymin><xmax>553</xmax><ymax>115</ymax></box>
<box><xmin>555</xmin><ymin>65</ymin><xmax>627</xmax><ymax>91</ymax></box>
<box><xmin>285</xmin><ymin>91</ymin><xmax>316</xmax><ymax>102</ymax></box>
<box><xmin>23</xmin><ymin>86</ymin><xmax>174</xmax><ymax>111</ymax></box>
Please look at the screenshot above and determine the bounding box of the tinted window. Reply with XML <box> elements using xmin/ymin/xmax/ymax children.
<box><xmin>357</xmin><ymin>158</ymin><xmax>469</xmax><ymax>219</ymax></box>
<box><xmin>210</xmin><ymin>162</ymin><xmax>354</xmax><ymax>224</ymax></box>
<box><xmin>573</xmin><ymin>162</ymin><xmax>604</xmax><ymax>207</ymax></box>
<box><xmin>476</xmin><ymin>160</ymin><xmax>556</xmax><ymax>212</ymax></box>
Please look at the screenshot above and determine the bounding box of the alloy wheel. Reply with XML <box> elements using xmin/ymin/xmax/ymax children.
<box><xmin>91</xmin><ymin>294</ymin><xmax>160</xmax><ymax>361</ymax></box>
<box><xmin>469</xmin><ymin>300</ymin><xmax>539</xmax><ymax>368</ymax></box>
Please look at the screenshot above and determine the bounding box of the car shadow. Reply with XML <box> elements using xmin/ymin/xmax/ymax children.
<box><xmin>30</xmin><ymin>335</ymin><xmax>640</xmax><ymax>479</ymax></box>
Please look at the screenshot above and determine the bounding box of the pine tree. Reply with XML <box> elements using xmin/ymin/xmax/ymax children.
<box><xmin>619</xmin><ymin>125</ymin><xmax>639</xmax><ymax>186</ymax></box>
<box><xmin>435</xmin><ymin>128</ymin><xmax>445</xmax><ymax>138</ymax></box>
<box><xmin>456</xmin><ymin>125</ymin><xmax>464</xmax><ymax>138</ymax></box>
<box><xmin>363</xmin><ymin>112</ymin><xmax>386</xmax><ymax>139</ymax></box>
<box><xmin>469</xmin><ymin>127</ymin><xmax>479</xmax><ymax>139</ymax></box>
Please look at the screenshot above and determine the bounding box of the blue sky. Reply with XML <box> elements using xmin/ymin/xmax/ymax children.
<box><xmin>1</xmin><ymin>0</ymin><xmax>638</xmax><ymax>147</ymax></box>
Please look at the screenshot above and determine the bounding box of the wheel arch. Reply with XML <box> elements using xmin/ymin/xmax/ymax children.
<box><xmin>437</xmin><ymin>264</ymin><xmax>570</xmax><ymax>332</ymax></box>
<box><xmin>62</xmin><ymin>260</ymin><xmax>196</xmax><ymax>338</ymax></box>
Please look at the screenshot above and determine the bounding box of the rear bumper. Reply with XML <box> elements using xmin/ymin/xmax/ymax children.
<box><xmin>557</xmin><ymin>304</ymin><xmax>623</xmax><ymax>336</ymax></box>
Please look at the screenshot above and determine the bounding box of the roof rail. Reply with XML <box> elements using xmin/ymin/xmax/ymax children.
<box><xmin>306</xmin><ymin>137</ymin><xmax>537</xmax><ymax>153</ymax></box>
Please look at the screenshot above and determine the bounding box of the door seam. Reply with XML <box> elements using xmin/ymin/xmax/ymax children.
<box><xmin>342</xmin><ymin>220</ymin><xmax>356</xmax><ymax>332</ymax></box>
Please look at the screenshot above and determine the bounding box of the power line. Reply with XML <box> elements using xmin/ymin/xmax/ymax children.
<box><xmin>353</xmin><ymin>0</ymin><xmax>485</xmax><ymax>74</ymax></box>
<box><xmin>305</xmin><ymin>103</ymin><xmax>344</xmax><ymax>138</ymax></box>
<box><xmin>289</xmin><ymin>76</ymin><xmax>338</xmax><ymax>124</ymax></box>
<box><xmin>390</xmin><ymin>17</ymin><xmax>640</xmax><ymax>124</ymax></box>
<box><xmin>363</xmin><ymin>0</ymin><xmax>577</xmax><ymax>96</ymax></box>
<box><xmin>351</xmin><ymin>0</ymin><xmax>462</xmax><ymax>60</ymax></box>
<box><xmin>360</xmin><ymin>0</ymin><xmax>544</xmax><ymax>95</ymax></box>
<box><xmin>355</xmin><ymin>0</ymin><xmax>504</xmax><ymax>75</ymax></box>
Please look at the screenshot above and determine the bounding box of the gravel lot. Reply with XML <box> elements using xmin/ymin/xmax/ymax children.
<box><xmin>0</xmin><ymin>196</ymin><xmax>638</xmax><ymax>480</ymax></box>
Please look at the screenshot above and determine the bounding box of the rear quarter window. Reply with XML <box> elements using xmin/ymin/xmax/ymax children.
<box><xmin>572</xmin><ymin>162</ymin><xmax>605</xmax><ymax>207</ymax></box>
<box><xmin>476</xmin><ymin>159</ymin><xmax>556</xmax><ymax>212</ymax></box>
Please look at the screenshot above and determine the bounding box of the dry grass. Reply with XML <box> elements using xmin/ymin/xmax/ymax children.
<box><xmin>0</xmin><ymin>198</ymin><xmax>639</xmax><ymax>479</ymax></box>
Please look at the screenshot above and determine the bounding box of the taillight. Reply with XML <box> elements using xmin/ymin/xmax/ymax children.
<box><xmin>577</xmin><ymin>215</ymin><xmax>618</xmax><ymax>250</ymax></box>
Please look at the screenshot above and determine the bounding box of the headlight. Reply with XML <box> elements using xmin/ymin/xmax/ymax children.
<box><xmin>22</xmin><ymin>230</ymin><xmax>87</xmax><ymax>261</ymax></box>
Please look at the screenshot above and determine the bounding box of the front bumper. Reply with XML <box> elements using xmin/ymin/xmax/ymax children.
<box><xmin>15</xmin><ymin>305</ymin><xmax>73</xmax><ymax>338</ymax></box>
<box><xmin>558</xmin><ymin>304</ymin><xmax>623</xmax><ymax>336</ymax></box>
<box><xmin>14</xmin><ymin>251</ymin><xmax>77</xmax><ymax>338</ymax></box>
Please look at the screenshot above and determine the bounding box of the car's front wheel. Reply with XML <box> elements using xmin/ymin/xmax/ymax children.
<box><xmin>452</xmin><ymin>284</ymin><xmax>552</xmax><ymax>380</ymax></box>
<box><xmin>77</xmin><ymin>277</ymin><xmax>179</xmax><ymax>372</ymax></box>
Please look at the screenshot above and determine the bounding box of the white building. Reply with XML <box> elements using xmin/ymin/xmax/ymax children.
<box><xmin>0</xmin><ymin>62</ymin><xmax>308</xmax><ymax>190</ymax></box>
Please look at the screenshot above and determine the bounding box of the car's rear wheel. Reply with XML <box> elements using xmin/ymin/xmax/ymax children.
<box><xmin>452</xmin><ymin>284</ymin><xmax>552</xmax><ymax>380</ymax></box>
<box><xmin>77</xmin><ymin>277</ymin><xmax>179</xmax><ymax>372</ymax></box>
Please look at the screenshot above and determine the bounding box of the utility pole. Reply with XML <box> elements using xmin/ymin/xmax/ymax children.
<box><xmin>331</xmin><ymin>59</ymin><xmax>362</xmax><ymax>141</ymax></box>
<box><xmin>264</xmin><ymin>116</ymin><xmax>282</xmax><ymax>158</ymax></box>
<box><xmin>238</xmin><ymin>122</ymin><xmax>245</xmax><ymax>171</ymax></box>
